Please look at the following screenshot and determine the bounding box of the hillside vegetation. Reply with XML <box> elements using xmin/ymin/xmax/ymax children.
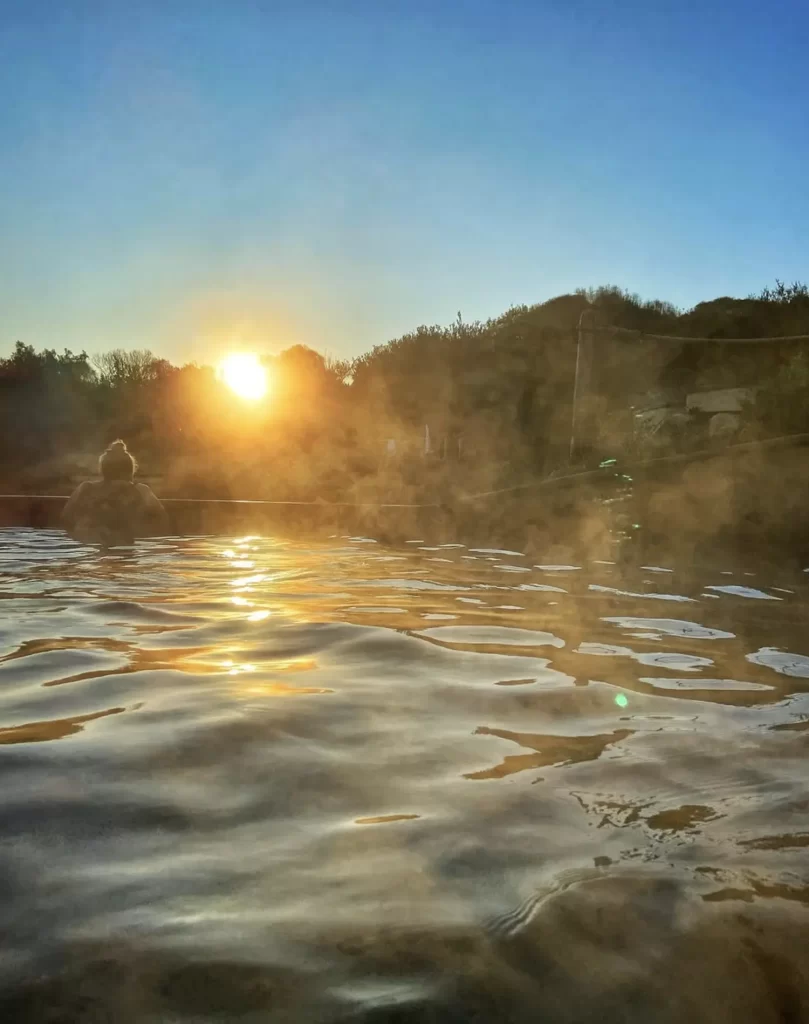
<box><xmin>2</xmin><ymin>283</ymin><xmax>807</xmax><ymax>501</ymax></box>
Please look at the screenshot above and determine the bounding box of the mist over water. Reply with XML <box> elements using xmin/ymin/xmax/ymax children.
<box><xmin>1</xmin><ymin>528</ymin><xmax>808</xmax><ymax>1022</ymax></box>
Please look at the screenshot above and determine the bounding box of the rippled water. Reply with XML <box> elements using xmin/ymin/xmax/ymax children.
<box><xmin>1</xmin><ymin>528</ymin><xmax>808</xmax><ymax>1022</ymax></box>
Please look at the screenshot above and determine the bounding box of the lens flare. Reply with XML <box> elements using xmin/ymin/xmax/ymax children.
<box><xmin>219</xmin><ymin>353</ymin><xmax>268</xmax><ymax>401</ymax></box>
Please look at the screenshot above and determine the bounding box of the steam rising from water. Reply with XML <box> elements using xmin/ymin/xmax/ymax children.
<box><xmin>0</xmin><ymin>529</ymin><xmax>808</xmax><ymax>1022</ymax></box>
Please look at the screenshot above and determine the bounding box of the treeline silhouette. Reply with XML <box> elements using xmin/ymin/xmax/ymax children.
<box><xmin>2</xmin><ymin>283</ymin><xmax>808</xmax><ymax>502</ymax></box>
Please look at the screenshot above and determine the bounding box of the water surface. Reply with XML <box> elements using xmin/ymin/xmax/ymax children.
<box><xmin>1</xmin><ymin>529</ymin><xmax>808</xmax><ymax>1022</ymax></box>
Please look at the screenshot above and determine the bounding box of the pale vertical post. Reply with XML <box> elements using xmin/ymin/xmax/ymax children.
<box><xmin>569</xmin><ymin>308</ymin><xmax>597</xmax><ymax>463</ymax></box>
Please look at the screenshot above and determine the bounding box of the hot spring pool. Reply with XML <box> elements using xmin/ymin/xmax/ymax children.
<box><xmin>0</xmin><ymin>528</ymin><xmax>808</xmax><ymax>1022</ymax></box>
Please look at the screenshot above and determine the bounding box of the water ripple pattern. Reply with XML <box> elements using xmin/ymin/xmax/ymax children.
<box><xmin>0</xmin><ymin>528</ymin><xmax>808</xmax><ymax>1022</ymax></box>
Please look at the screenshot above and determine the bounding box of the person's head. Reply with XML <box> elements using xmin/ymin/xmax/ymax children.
<box><xmin>99</xmin><ymin>439</ymin><xmax>137</xmax><ymax>482</ymax></box>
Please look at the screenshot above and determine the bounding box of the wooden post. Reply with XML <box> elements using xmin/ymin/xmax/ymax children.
<box><xmin>570</xmin><ymin>308</ymin><xmax>597</xmax><ymax>463</ymax></box>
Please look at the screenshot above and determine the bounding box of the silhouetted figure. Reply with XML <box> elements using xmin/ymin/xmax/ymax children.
<box><xmin>61</xmin><ymin>440</ymin><xmax>168</xmax><ymax>546</ymax></box>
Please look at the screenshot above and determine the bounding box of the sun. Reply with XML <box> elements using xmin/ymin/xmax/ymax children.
<box><xmin>219</xmin><ymin>353</ymin><xmax>268</xmax><ymax>401</ymax></box>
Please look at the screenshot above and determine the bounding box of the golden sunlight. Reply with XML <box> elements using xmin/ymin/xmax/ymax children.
<box><xmin>219</xmin><ymin>353</ymin><xmax>268</xmax><ymax>401</ymax></box>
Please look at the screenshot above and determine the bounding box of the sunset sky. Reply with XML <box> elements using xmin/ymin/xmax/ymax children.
<box><xmin>2</xmin><ymin>0</ymin><xmax>808</xmax><ymax>363</ymax></box>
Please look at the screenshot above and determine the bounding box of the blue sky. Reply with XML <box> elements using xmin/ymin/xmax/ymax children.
<box><xmin>1</xmin><ymin>0</ymin><xmax>807</xmax><ymax>363</ymax></box>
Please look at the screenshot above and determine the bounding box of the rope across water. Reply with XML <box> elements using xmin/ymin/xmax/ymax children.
<box><xmin>2</xmin><ymin>431</ymin><xmax>807</xmax><ymax>510</ymax></box>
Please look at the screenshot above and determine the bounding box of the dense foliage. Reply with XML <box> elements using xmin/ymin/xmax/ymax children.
<box><xmin>2</xmin><ymin>283</ymin><xmax>808</xmax><ymax>501</ymax></box>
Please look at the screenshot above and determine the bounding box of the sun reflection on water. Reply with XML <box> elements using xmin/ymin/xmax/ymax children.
<box><xmin>247</xmin><ymin>610</ymin><xmax>270</xmax><ymax>622</ymax></box>
<box><xmin>3</xmin><ymin>529</ymin><xmax>809</xmax><ymax>1022</ymax></box>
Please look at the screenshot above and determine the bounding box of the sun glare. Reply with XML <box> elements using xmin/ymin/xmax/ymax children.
<box><xmin>219</xmin><ymin>353</ymin><xmax>268</xmax><ymax>401</ymax></box>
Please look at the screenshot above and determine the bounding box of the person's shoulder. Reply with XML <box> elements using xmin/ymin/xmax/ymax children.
<box><xmin>135</xmin><ymin>483</ymin><xmax>165</xmax><ymax>509</ymax></box>
<box><xmin>62</xmin><ymin>479</ymin><xmax>97</xmax><ymax>524</ymax></box>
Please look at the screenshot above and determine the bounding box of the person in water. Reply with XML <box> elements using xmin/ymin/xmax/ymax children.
<box><xmin>61</xmin><ymin>440</ymin><xmax>168</xmax><ymax>545</ymax></box>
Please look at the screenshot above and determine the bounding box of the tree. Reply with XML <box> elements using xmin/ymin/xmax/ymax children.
<box><xmin>92</xmin><ymin>349</ymin><xmax>172</xmax><ymax>389</ymax></box>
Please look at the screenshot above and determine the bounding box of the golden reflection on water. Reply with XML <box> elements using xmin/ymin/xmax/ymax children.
<box><xmin>355</xmin><ymin>814</ymin><xmax>420</xmax><ymax>825</ymax></box>
<box><xmin>465</xmin><ymin>725</ymin><xmax>635</xmax><ymax>781</ymax></box>
<box><xmin>0</xmin><ymin>706</ymin><xmax>126</xmax><ymax>744</ymax></box>
<box><xmin>1</xmin><ymin>530</ymin><xmax>809</xmax><ymax>1020</ymax></box>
